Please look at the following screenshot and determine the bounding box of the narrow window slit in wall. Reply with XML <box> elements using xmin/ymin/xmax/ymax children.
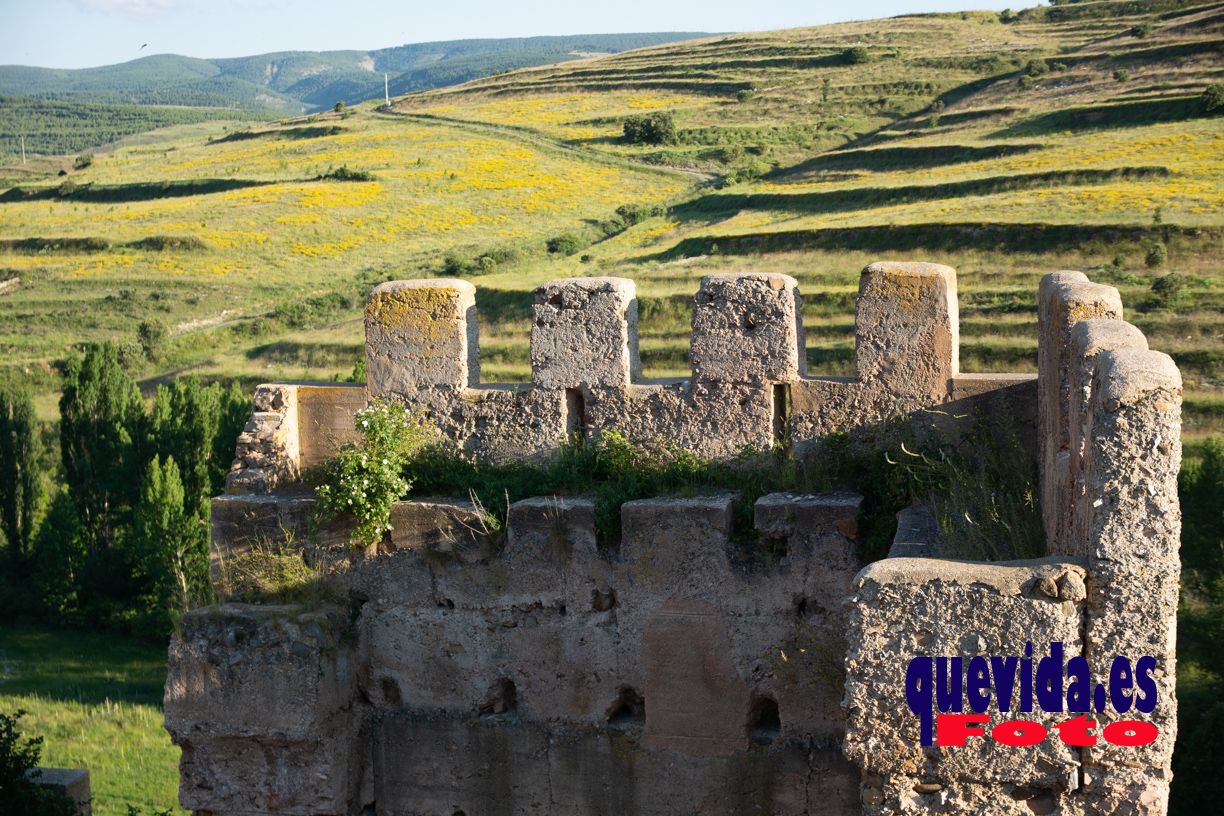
<box><xmin>565</xmin><ymin>387</ymin><xmax>586</xmax><ymax>439</ymax></box>
<box><xmin>748</xmin><ymin>696</ymin><xmax>781</xmax><ymax>745</ymax></box>
<box><xmin>771</xmin><ymin>383</ymin><xmax>791</xmax><ymax>449</ymax></box>
<box><xmin>478</xmin><ymin>678</ymin><xmax>517</xmax><ymax>716</ymax></box>
<box><xmin>607</xmin><ymin>686</ymin><xmax>645</xmax><ymax>728</ymax></box>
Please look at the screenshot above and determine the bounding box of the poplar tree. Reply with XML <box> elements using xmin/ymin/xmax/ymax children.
<box><xmin>0</xmin><ymin>387</ymin><xmax>41</xmax><ymax>560</ymax></box>
<box><xmin>59</xmin><ymin>342</ymin><xmax>144</xmax><ymax>552</ymax></box>
<box><xmin>133</xmin><ymin>455</ymin><xmax>209</xmax><ymax>627</ymax></box>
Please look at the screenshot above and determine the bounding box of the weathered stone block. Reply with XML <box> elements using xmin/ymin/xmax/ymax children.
<box><xmin>532</xmin><ymin>277</ymin><xmax>639</xmax><ymax>390</ymax></box>
<box><xmin>165</xmin><ymin>604</ymin><xmax>354</xmax><ymax>741</ymax></box>
<box><xmin>1037</xmin><ymin>271</ymin><xmax>1123</xmax><ymax>552</ymax></box>
<box><xmin>642</xmin><ymin>597</ymin><xmax>752</xmax><ymax>757</ymax></box>
<box><xmin>504</xmin><ymin>496</ymin><xmax>606</xmax><ymax>612</ymax></box>
<box><xmin>371</xmin><ymin>713</ymin><xmax>551</xmax><ymax>816</ymax></box>
<box><xmin>844</xmin><ymin>556</ymin><xmax>1087</xmax><ymax>813</ymax></box>
<box><xmin>296</xmin><ymin>383</ymin><xmax>366</xmax><ymax>470</ymax></box>
<box><xmin>227</xmin><ymin>384</ymin><xmax>299</xmax><ymax>494</ymax></box>
<box><xmin>855</xmin><ymin>262</ymin><xmax>958</xmax><ymax>401</ymax></box>
<box><xmin>1078</xmin><ymin>348</ymin><xmax>1181</xmax><ymax>810</ymax></box>
<box><xmin>365</xmin><ymin>279</ymin><xmax>478</xmax><ymax>397</ymax></box>
<box><xmin>691</xmin><ymin>273</ymin><xmax>803</xmax><ymax>384</ymax></box>
<box><xmin>887</xmin><ymin>505</ymin><xmax>940</xmax><ymax>559</ymax></box>
<box><xmin>1065</xmin><ymin>320</ymin><xmax>1148</xmax><ymax>556</ymax></box>
<box><xmin>27</xmin><ymin>768</ymin><xmax>91</xmax><ymax>815</ymax></box>
<box><xmin>619</xmin><ymin>494</ymin><xmax>736</xmax><ymax>598</ymax></box>
<box><xmin>754</xmin><ymin>491</ymin><xmax>861</xmax><ymax>542</ymax></box>
<box><xmin>177</xmin><ymin>730</ymin><xmax>358</xmax><ymax>816</ymax></box>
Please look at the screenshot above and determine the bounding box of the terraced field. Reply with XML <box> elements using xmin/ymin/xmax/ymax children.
<box><xmin>0</xmin><ymin>0</ymin><xmax>1220</xmax><ymax>446</ymax></box>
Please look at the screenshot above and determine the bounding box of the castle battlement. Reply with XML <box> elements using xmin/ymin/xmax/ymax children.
<box><xmin>171</xmin><ymin>264</ymin><xmax>1181</xmax><ymax>816</ymax></box>
<box><xmin>227</xmin><ymin>263</ymin><xmax>1032</xmax><ymax>494</ymax></box>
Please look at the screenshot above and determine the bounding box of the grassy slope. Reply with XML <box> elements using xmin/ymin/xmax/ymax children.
<box><xmin>0</xmin><ymin>626</ymin><xmax>184</xmax><ymax>815</ymax></box>
<box><xmin>1</xmin><ymin>3</ymin><xmax>1220</xmax><ymax>442</ymax></box>
<box><xmin>399</xmin><ymin>0</ymin><xmax>1224</xmax><ymax>443</ymax></box>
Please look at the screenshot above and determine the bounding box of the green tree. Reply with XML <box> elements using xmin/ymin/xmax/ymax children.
<box><xmin>842</xmin><ymin>47</ymin><xmax>870</xmax><ymax>65</ymax></box>
<box><xmin>137</xmin><ymin>320</ymin><xmax>167</xmax><ymax>363</ymax></box>
<box><xmin>1150</xmin><ymin>273</ymin><xmax>1185</xmax><ymax>307</ymax></box>
<box><xmin>27</xmin><ymin>489</ymin><xmax>85</xmax><ymax>618</ymax></box>
<box><xmin>59</xmin><ymin>342</ymin><xmax>144</xmax><ymax>553</ymax></box>
<box><xmin>1181</xmin><ymin>437</ymin><xmax>1224</xmax><ymax>576</ymax></box>
<box><xmin>0</xmin><ymin>711</ymin><xmax>78</xmax><ymax>816</ymax></box>
<box><xmin>1203</xmin><ymin>84</ymin><xmax>1224</xmax><ymax>114</ymax></box>
<box><xmin>0</xmin><ymin>388</ymin><xmax>41</xmax><ymax>560</ymax></box>
<box><xmin>1145</xmin><ymin>241</ymin><xmax>1168</xmax><ymax>269</ymax></box>
<box><xmin>132</xmin><ymin>455</ymin><xmax>209</xmax><ymax>629</ymax></box>
<box><xmin>149</xmin><ymin>377</ymin><xmax>221</xmax><ymax>514</ymax></box>
<box><xmin>621</xmin><ymin>111</ymin><xmax>677</xmax><ymax>145</ymax></box>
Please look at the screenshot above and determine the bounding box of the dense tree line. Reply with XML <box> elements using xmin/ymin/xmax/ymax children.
<box><xmin>0</xmin><ymin>95</ymin><xmax>266</xmax><ymax>160</ymax></box>
<box><xmin>0</xmin><ymin>343</ymin><xmax>248</xmax><ymax>637</ymax></box>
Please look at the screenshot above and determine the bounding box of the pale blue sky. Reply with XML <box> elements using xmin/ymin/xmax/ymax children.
<box><xmin>1</xmin><ymin>0</ymin><xmax>1033</xmax><ymax>70</ymax></box>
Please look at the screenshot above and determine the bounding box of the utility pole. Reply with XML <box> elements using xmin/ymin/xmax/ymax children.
<box><xmin>384</xmin><ymin>74</ymin><xmax>390</xmax><ymax>108</ymax></box>
<box><xmin>20</xmin><ymin>134</ymin><xmax>26</xmax><ymax>164</ymax></box>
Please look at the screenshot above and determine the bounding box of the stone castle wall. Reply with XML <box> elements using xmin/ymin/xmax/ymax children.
<box><xmin>167</xmin><ymin>264</ymin><xmax>1180</xmax><ymax>816</ymax></box>
<box><xmin>842</xmin><ymin>271</ymin><xmax>1181</xmax><ymax>815</ymax></box>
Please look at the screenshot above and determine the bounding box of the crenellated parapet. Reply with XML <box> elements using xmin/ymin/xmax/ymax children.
<box><xmin>359</xmin><ymin>266</ymin><xmax>970</xmax><ymax>461</ymax></box>
<box><xmin>175</xmin><ymin>490</ymin><xmax>866</xmax><ymax>814</ymax></box>
<box><xmin>225</xmin><ymin>262</ymin><xmax>1036</xmax><ymax>492</ymax></box>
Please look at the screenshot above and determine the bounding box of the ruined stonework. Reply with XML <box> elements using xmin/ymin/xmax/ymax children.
<box><xmin>171</xmin><ymin>265</ymin><xmax>1180</xmax><ymax>815</ymax></box>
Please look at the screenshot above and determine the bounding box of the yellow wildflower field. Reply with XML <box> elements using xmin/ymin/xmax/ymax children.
<box><xmin>0</xmin><ymin>109</ymin><xmax>692</xmax><ymax>367</ymax></box>
<box><xmin>410</xmin><ymin>91</ymin><xmax>714</xmax><ymax>141</ymax></box>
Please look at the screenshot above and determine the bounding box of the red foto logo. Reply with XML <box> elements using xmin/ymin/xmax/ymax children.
<box><xmin>936</xmin><ymin>713</ymin><xmax>1159</xmax><ymax>748</ymax></box>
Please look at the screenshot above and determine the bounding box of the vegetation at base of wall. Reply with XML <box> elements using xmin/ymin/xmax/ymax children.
<box><xmin>311</xmin><ymin>409</ymin><xmax>1042</xmax><ymax>564</ymax></box>
<box><xmin>212</xmin><ymin>533</ymin><xmax>332</xmax><ymax>606</ymax></box>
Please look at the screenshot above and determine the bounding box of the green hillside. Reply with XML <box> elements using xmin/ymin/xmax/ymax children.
<box><xmin>0</xmin><ymin>32</ymin><xmax>714</xmax><ymax>117</ymax></box>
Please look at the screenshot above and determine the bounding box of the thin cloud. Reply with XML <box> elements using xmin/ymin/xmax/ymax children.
<box><xmin>72</xmin><ymin>0</ymin><xmax>178</xmax><ymax>18</ymax></box>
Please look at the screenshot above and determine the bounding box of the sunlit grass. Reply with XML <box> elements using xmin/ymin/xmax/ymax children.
<box><xmin>0</xmin><ymin>627</ymin><xmax>184</xmax><ymax>816</ymax></box>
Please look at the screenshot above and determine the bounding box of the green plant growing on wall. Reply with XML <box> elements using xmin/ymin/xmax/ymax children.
<box><xmin>883</xmin><ymin>412</ymin><xmax>1043</xmax><ymax>561</ymax></box>
<box><xmin>313</xmin><ymin>399</ymin><xmax>434</xmax><ymax>547</ymax></box>
<box><xmin>213</xmin><ymin>530</ymin><xmax>331</xmax><ymax>606</ymax></box>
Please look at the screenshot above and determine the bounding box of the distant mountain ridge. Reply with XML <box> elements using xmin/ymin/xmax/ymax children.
<box><xmin>0</xmin><ymin>33</ymin><xmax>715</xmax><ymax>114</ymax></box>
